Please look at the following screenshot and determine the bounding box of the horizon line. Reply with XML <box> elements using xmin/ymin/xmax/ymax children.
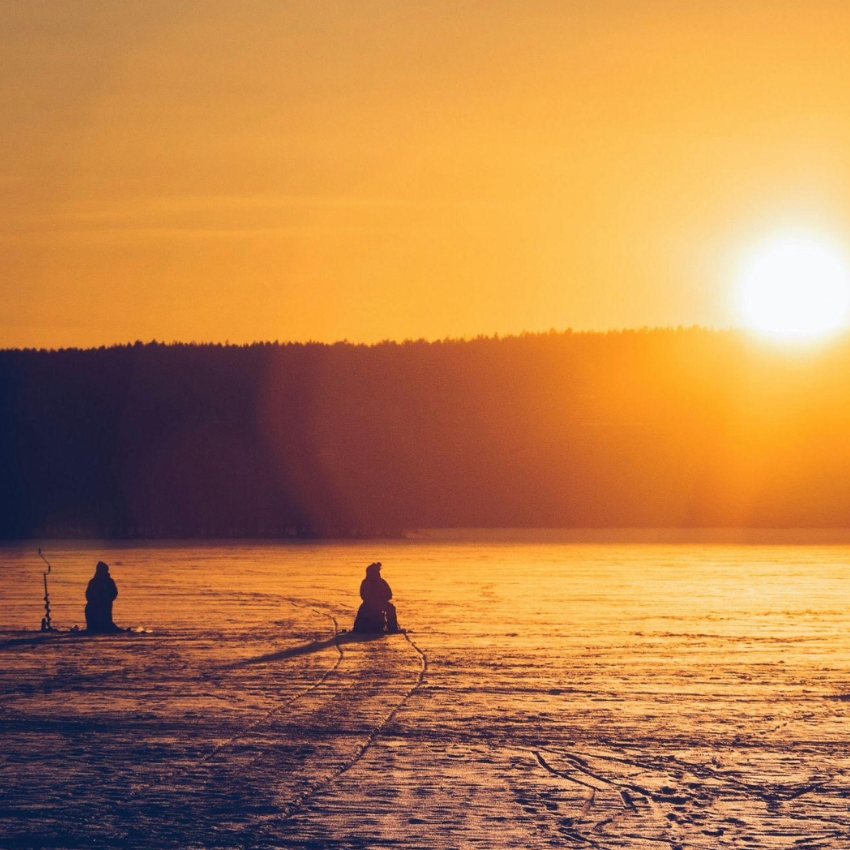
<box><xmin>0</xmin><ymin>324</ymin><xmax>765</xmax><ymax>354</ymax></box>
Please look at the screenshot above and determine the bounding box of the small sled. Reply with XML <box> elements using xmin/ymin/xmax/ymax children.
<box><xmin>352</xmin><ymin>602</ymin><xmax>400</xmax><ymax>635</ymax></box>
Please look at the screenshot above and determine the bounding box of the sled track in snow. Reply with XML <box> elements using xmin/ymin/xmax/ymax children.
<box><xmin>189</xmin><ymin>599</ymin><xmax>345</xmax><ymax>768</ymax></box>
<box><xmin>125</xmin><ymin>594</ymin><xmax>429</xmax><ymax>828</ymax></box>
<box><xmin>275</xmin><ymin>626</ymin><xmax>429</xmax><ymax>822</ymax></box>
<box><xmin>129</xmin><ymin>598</ymin><xmax>344</xmax><ymax>794</ymax></box>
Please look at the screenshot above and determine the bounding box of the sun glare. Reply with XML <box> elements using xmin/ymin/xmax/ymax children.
<box><xmin>736</xmin><ymin>232</ymin><xmax>850</xmax><ymax>342</ymax></box>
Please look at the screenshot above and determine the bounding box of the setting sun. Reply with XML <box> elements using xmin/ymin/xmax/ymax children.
<box><xmin>11</xmin><ymin>3</ymin><xmax>850</xmax><ymax>848</ymax></box>
<box><xmin>736</xmin><ymin>232</ymin><xmax>850</xmax><ymax>342</ymax></box>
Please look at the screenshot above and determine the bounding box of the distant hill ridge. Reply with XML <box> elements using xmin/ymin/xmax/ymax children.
<box><xmin>3</xmin><ymin>328</ymin><xmax>850</xmax><ymax>538</ymax></box>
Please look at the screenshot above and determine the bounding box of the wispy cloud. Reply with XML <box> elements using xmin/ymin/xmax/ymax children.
<box><xmin>0</xmin><ymin>193</ymin><xmax>410</xmax><ymax>240</ymax></box>
<box><xmin>63</xmin><ymin>193</ymin><xmax>406</xmax><ymax>221</ymax></box>
<box><xmin>0</xmin><ymin>191</ymin><xmax>504</xmax><ymax>242</ymax></box>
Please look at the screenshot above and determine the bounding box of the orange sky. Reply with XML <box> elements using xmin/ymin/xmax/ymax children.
<box><xmin>3</xmin><ymin>1</ymin><xmax>850</xmax><ymax>348</ymax></box>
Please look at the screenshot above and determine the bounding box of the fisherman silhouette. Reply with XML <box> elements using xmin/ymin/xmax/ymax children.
<box><xmin>352</xmin><ymin>562</ymin><xmax>400</xmax><ymax>634</ymax></box>
<box><xmin>85</xmin><ymin>561</ymin><xmax>121</xmax><ymax>633</ymax></box>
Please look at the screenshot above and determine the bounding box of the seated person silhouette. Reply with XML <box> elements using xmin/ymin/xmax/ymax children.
<box><xmin>352</xmin><ymin>562</ymin><xmax>400</xmax><ymax>634</ymax></box>
<box><xmin>85</xmin><ymin>561</ymin><xmax>122</xmax><ymax>633</ymax></box>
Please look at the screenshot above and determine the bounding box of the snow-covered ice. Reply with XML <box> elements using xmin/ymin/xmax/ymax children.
<box><xmin>3</xmin><ymin>538</ymin><xmax>850</xmax><ymax>848</ymax></box>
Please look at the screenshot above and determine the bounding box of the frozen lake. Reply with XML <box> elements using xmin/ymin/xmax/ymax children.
<box><xmin>3</xmin><ymin>537</ymin><xmax>850</xmax><ymax>848</ymax></box>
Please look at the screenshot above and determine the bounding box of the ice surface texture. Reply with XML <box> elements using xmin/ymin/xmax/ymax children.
<box><xmin>2</xmin><ymin>540</ymin><xmax>850</xmax><ymax>848</ymax></box>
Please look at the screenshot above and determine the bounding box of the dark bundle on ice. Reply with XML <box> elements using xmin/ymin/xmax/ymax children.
<box><xmin>353</xmin><ymin>562</ymin><xmax>399</xmax><ymax>634</ymax></box>
<box><xmin>85</xmin><ymin>561</ymin><xmax>122</xmax><ymax>633</ymax></box>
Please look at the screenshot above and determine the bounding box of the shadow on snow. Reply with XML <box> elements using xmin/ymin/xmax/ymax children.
<box><xmin>222</xmin><ymin>631</ymin><xmax>385</xmax><ymax>668</ymax></box>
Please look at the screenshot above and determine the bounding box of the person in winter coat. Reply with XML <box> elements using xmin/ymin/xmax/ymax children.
<box><xmin>85</xmin><ymin>561</ymin><xmax>121</xmax><ymax>633</ymax></box>
<box><xmin>352</xmin><ymin>562</ymin><xmax>399</xmax><ymax>634</ymax></box>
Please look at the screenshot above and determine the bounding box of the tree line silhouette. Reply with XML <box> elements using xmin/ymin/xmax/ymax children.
<box><xmin>3</xmin><ymin>329</ymin><xmax>850</xmax><ymax>538</ymax></box>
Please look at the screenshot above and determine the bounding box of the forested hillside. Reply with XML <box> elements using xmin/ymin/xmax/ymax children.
<box><xmin>3</xmin><ymin>329</ymin><xmax>850</xmax><ymax>537</ymax></box>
